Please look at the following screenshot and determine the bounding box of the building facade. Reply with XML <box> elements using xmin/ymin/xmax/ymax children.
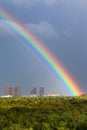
<box><xmin>4</xmin><ymin>86</ymin><xmax>21</xmax><ymax>96</ymax></box>
<box><xmin>15</xmin><ymin>86</ymin><xmax>21</xmax><ymax>96</ymax></box>
<box><xmin>39</xmin><ymin>87</ymin><xmax>44</xmax><ymax>96</ymax></box>
<box><xmin>30</xmin><ymin>87</ymin><xmax>37</xmax><ymax>95</ymax></box>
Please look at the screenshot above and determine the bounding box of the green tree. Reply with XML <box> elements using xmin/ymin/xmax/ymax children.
<box><xmin>41</xmin><ymin>122</ymin><xmax>51</xmax><ymax>130</ymax></box>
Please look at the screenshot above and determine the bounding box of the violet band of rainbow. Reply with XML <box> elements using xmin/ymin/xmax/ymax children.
<box><xmin>0</xmin><ymin>8</ymin><xmax>83</xmax><ymax>96</ymax></box>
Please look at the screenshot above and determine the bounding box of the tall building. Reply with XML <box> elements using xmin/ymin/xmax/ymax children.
<box><xmin>10</xmin><ymin>87</ymin><xmax>15</xmax><ymax>96</ymax></box>
<box><xmin>15</xmin><ymin>86</ymin><xmax>21</xmax><ymax>96</ymax></box>
<box><xmin>39</xmin><ymin>87</ymin><xmax>44</xmax><ymax>96</ymax></box>
<box><xmin>30</xmin><ymin>87</ymin><xmax>36</xmax><ymax>95</ymax></box>
<box><xmin>4</xmin><ymin>86</ymin><xmax>21</xmax><ymax>97</ymax></box>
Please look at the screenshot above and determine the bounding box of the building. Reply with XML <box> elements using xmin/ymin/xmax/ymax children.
<box><xmin>15</xmin><ymin>86</ymin><xmax>21</xmax><ymax>96</ymax></box>
<box><xmin>4</xmin><ymin>86</ymin><xmax>21</xmax><ymax>97</ymax></box>
<box><xmin>43</xmin><ymin>94</ymin><xmax>59</xmax><ymax>97</ymax></box>
<box><xmin>10</xmin><ymin>87</ymin><xmax>15</xmax><ymax>96</ymax></box>
<box><xmin>4</xmin><ymin>86</ymin><xmax>10</xmax><ymax>96</ymax></box>
<box><xmin>30</xmin><ymin>87</ymin><xmax>37</xmax><ymax>95</ymax></box>
<box><xmin>1</xmin><ymin>95</ymin><xmax>13</xmax><ymax>98</ymax></box>
<box><xmin>39</xmin><ymin>87</ymin><xmax>44</xmax><ymax>96</ymax></box>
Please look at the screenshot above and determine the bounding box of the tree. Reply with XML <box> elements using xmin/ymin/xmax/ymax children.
<box><xmin>41</xmin><ymin>122</ymin><xmax>51</xmax><ymax>130</ymax></box>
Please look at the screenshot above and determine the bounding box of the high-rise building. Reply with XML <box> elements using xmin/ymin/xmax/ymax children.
<box><xmin>30</xmin><ymin>87</ymin><xmax>36</xmax><ymax>95</ymax></box>
<box><xmin>15</xmin><ymin>86</ymin><xmax>21</xmax><ymax>96</ymax></box>
<box><xmin>10</xmin><ymin>87</ymin><xmax>15</xmax><ymax>96</ymax></box>
<box><xmin>4</xmin><ymin>86</ymin><xmax>21</xmax><ymax>96</ymax></box>
<box><xmin>39</xmin><ymin>87</ymin><xmax>44</xmax><ymax>96</ymax></box>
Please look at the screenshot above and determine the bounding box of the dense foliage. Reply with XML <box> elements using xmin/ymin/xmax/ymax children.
<box><xmin>0</xmin><ymin>95</ymin><xmax>87</xmax><ymax>130</ymax></box>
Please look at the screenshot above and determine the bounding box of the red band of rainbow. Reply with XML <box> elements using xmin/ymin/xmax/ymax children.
<box><xmin>0</xmin><ymin>8</ymin><xmax>83</xmax><ymax>96</ymax></box>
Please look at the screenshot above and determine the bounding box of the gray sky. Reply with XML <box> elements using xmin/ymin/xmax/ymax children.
<box><xmin>0</xmin><ymin>0</ymin><xmax>87</xmax><ymax>96</ymax></box>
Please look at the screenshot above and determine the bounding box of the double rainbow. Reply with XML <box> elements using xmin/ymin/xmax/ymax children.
<box><xmin>0</xmin><ymin>8</ymin><xmax>83</xmax><ymax>96</ymax></box>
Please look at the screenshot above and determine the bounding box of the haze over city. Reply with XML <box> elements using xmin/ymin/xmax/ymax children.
<box><xmin>0</xmin><ymin>0</ymin><xmax>87</xmax><ymax>96</ymax></box>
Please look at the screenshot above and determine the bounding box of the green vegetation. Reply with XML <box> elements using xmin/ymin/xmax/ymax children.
<box><xmin>0</xmin><ymin>95</ymin><xmax>87</xmax><ymax>130</ymax></box>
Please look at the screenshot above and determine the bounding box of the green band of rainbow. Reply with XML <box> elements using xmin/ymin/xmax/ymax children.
<box><xmin>0</xmin><ymin>8</ymin><xmax>83</xmax><ymax>96</ymax></box>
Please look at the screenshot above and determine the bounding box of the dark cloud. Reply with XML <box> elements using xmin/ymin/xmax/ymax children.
<box><xmin>25</xmin><ymin>22</ymin><xmax>58</xmax><ymax>40</ymax></box>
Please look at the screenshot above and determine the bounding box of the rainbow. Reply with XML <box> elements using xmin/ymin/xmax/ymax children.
<box><xmin>0</xmin><ymin>8</ymin><xmax>83</xmax><ymax>96</ymax></box>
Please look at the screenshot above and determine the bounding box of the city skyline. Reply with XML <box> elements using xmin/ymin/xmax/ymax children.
<box><xmin>0</xmin><ymin>85</ymin><xmax>60</xmax><ymax>97</ymax></box>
